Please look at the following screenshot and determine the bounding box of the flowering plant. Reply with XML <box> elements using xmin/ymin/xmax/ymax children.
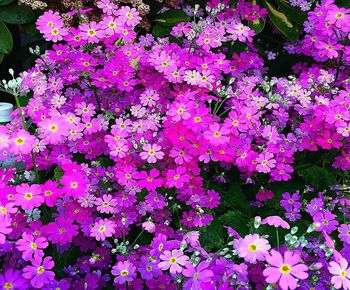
<box><xmin>0</xmin><ymin>0</ymin><xmax>350</xmax><ymax>289</ymax></box>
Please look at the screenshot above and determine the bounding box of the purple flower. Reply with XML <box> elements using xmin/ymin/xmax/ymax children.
<box><xmin>138</xmin><ymin>256</ymin><xmax>161</xmax><ymax>280</ymax></box>
<box><xmin>0</xmin><ymin>269</ymin><xmax>28</xmax><ymax>290</ymax></box>
<box><xmin>111</xmin><ymin>261</ymin><xmax>136</xmax><ymax>285</ymax></box>
<box><xmin>23</xmin><ymin>256</ymin><xmax>55</xmax><ymax>289</ymax></box>
<box><xmin>313</xmin><ymin>211</ymin><xmax>339</xmax><ymax>234</ymax></box>
<box><xmin>280</xmin><ymin>192</ymin><xmax>301</xmax><ymax>212</ymax></box>
<box><xmin>338</xmin><ymin>224</ymin><xmax>350</xmax><ymax>244</ymax></box>
<box><xmin>182</xmin><ymin>261</ymin><xmax>214</xmax><ymax>290</ymax></box>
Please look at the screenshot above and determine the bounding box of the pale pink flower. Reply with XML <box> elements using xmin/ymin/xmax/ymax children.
<box><xmin>140</xmin><ymin>144</ymin><xmax>164</xmax><ymax>163</ymax></box>
<box><xmin>158</xmin><ymin>250</ymin><xmax>189</xmax><ymax>274</ymax></box>
<box><xmin>234</xmin><ymin>234</ymin><xmax>271</xmax><ymax>263</ymax></box>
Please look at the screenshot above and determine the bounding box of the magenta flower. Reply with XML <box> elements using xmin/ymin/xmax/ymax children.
<box><xmin>90</xmin><ymin>218</ymin><xmax>116</xmax><ymax>241</ymax></box>
<box><xmin>14</xmin><ymin>184</ymin><xmax>44</xmax><ymax>211</ymax></box>
<box><xmin>263</xmin><ymin>250</ymin><xmax>308</xmax><ymax>290</ymax></box>
<box><xmin>313</xmin><ymin>210</ymin><xmax>339</xmax><ymax>234</ymax></box>
<box><xmin>112</xmin><ymin>261</ymin><xmax>136</xmax><ymax>285</ymax></box>
<box><xmin>182</xmin><ymin>261</ymin><xmax>214</xmax><ymax>290</ymax></box>
<box><xmin>23</xmin><ymin>256</ymin><xmax>55</xmax><ymax>289</ymax></box>
<box><xmin>234</xmin><ymin>234</ymin><xmax>271</xmax><ymax>263</ymax></box>
<box><xmin>328</xmin><ymin>257</ymin><xmax>350</xmax><ymax>289</ymax></box>
<box><xmin>158</xmin><ymin>250</ymin><xmax>189</xmax><ymax>274</ymax></box>
<box><xmin>0</xmin><ymin>215</ymin><xmax>12</xmax><ymax>244</ymax></box>
<box><xmin>203</xmin><ymin>123</ymin><xmax>230</xmax><ymax>146</ymax></box>
<box><xmin>255</xmin><ymin>152</ymin><xmax>276</xmax><ymax>173</ymax></box>
<box><xmin>0</xmin><ymin>268</ymin><xmax>28</xmax><ymax>290</ymax></box>
<box><xmin>338</xmin><ymin>224</ymin><xmax>350</xmax><ymax>244</ymax></box>
<box><xmin>43</xmin><ymin>217</ymin><xmax>79</xmax><ymax>244</ymax></box>
<box><xmin>166</xmin><ymin>167</ymin><xmax>190</xmax><ymax>189</ymax></box>
<box><xmin>10</xmin><ymin>129</ymin><xmax>36</xmax><ymax>155</ymax></box>
<box><xmin>140</xmin><ymin>144</ymin><xmax>164</xmax><ymax>163</ymax></box>
<box><xmin>15</xmin><ymin>232</ymin><xmax>48</xmax><ymax>261</ymax></box>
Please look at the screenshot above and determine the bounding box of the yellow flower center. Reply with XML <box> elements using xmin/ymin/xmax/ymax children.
<box><xmin>31</xmin><ymin>242</ymin><xmax>37</xmax><ymax>250</ymax></box>
<box><xmin>280</xmin><ymin>264</ymin><xmax>291</xmax><ymax>274</ymax></box>
<box><xmin>248</xmin><ymin>243</ymin><xmax>257</xmax><ymax>252</ymax></box>
<box><xmin>98</xmin><ymin>226</ymin><xmax>106</xmax><ymax>232</ymax></box>
<box><xmin>121</xmin><ymin>270</ymin><xmax>129</xmax><ymax>276</ymax></box>
<box><xmin>169</xmin><ymin>257</ymin><xmax>177</xmax><ymax>264</ymax></box>
<box><xmin>213</xmin><ymin>132</ymin><xmax>221</xmax><ymax>138</ymax></box>
<box><xmin>15</xmin><ymin>137</ymin><xmax>25</xmax><ymax>145</ymax></box>
<box><xmin>4</xmin><ymin>283</ymin><xmax>13</xmax><ymax>289</ymax></box>
<box><xmin>37</xmin><ymin>266</ymin><xmax>45</xmax><ymax>274</ymax></box>
<box><xmin>24</xmin><ymin>193</ymin><xmax>33</xmax><ymax>200</ymax></box>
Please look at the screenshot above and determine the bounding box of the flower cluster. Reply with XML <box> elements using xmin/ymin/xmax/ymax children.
<box><xmin>0</xmin><ymin>0</ymin><xmax>349</xmax><ymax>289</ymax></box>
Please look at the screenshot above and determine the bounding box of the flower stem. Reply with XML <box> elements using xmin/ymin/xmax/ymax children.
<box><xmin>276</xmin><ymin>228</ymin><xmax>280</xmax><ymax>251</ymax></box>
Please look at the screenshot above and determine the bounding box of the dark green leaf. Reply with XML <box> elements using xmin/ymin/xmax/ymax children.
<box><xmin>22</xmin><ymin>22</ymin><xmax>41</xmax><ymax>36</ymax></box>
<box><xmin>249</xmin><ymin>17</ymin><xmax>265</xmax><ymax>34</ymax></box>
<box><xmin>152</xmin><ymin>24</ymin><xmax>172</xmax><ymax>38</ymax></box>
<box><xmin>53</xmin><ymin>167</ymin><xmax>64</xmax><ymax>182</ymax></box>
<box><xmin>265</xmin><ymin>0</ymin><xmax>299</xmax><ymax>41</ymax></box>
<box><xmin>154</xmin><ymin>9</ymin><xmax>190</xmax><ymax>27</ymax></box>
<box><xmin>0</xmin><ymin>0</ymin><xmax>14</xmax><ymax>6</ymax></box>
<box><xmin>0</xmin><ymin>3</ymin><xmax>35</xmax><ymax>24</ymax></box>
<box><xmin>298</xmin><ymin>166</ymin><xmax>336</xmax><ymax>190</ymax></box>
<box><xmin>275</xmin><ymin>0</ymin><xmax>307</xmax><ymax>25</ymax></box>
<box><xmin>0</xmin><ymin>21</ymin><xmax>13</xmax><ymax>54</ymax></box>
<box><xmin>335</xmin><ymin>0</ymin><xmax>350</xmax><ymax>8</ymax></box>
<box><xmin>219</xmin><ymin>210</ymin><xmax>249</xmax><ymax>236</ymax></box>
<box><xmin>200</xmin><ymin>219</ymin><xmax>224</xmax><ymax>251</ymax></box>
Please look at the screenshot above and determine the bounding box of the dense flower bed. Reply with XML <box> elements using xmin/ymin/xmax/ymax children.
<box><xmin>0</xmin><ymin>0</ymin><xmax>350</xmax><ymax>289</ymax></box>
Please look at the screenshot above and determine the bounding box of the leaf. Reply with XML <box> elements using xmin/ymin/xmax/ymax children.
<box><xmin>154</xmin><ymin>9</ymin><xmax>190</xmax><ymax>27</ymax></box>
<box><xmin>249</xmin><ymin>17</ymin><xmax>265</xmax><ymax>34</ymax></box>
<box><xmin>275</xmin><ymin>0</ymin><xmax>307</xmax><ymax>25</ymax></box>
<box><xmin>0</xmin><ymin>21</ymin><xmax>13</xmax><ymax>54</ymax></box>
<box><xmin>152</xmin><ymin>24</ymin><xmax>172</xmax><ymax>38</ymax></box>
<box><xmin>0</xmin><ymin>0</ymin><xmax>14</xmax><ymax>6</ymax></box>
<box><xmin>335</xmin><ymin>0</ymin><xmax>350</xmax><ymax>8</ymax></box>
<box><xmin>0</xmin><ymin>3</ymin><xmax>35</xmax><ymax>24</ymax></box>
<box><xmin>297</xmin><ymin>166</ymin><xmax>336</xmax><ymax>190</ymax></box>
<box><xmin>265</xmin><ymin>0</ymin><xmax>299</xmax><ymax>41</ymax></box>
<box><xmin>219</xmin><ymin>210</ymin><xmax>249</xmax><ymax>236</ymax></box>
<box><xmin>0</xmin><ymin>53</ymin><xmax>3</xmax><ymax>63</ymax></box>
<box><xmin>53</xmin><ymin>167</ymin><xmax>64</xmax><ymax>182</ymax></box>
<box><xmin>22</xmin><ymin>22</ymin><xmax>41</xmax><ymax>36</ymax></box>
<box><xmin>199</xmin><ymin>219</ymin><xmax>224</xmax><ymax>251</ymax></box>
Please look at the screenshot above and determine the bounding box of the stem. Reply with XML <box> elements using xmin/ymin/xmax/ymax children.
<box><xmin>276</xmin><ymin>228</ymin><xmax>280</xmax><ymax>251</ymax></box>
<box><xmin>14</xmin><ymin>94</ymin><xmax>40</xmax><ymax>183</ymax></box>
<box><xmin>131</xmin><ymin>230</ymin><xmax>145</xmax><ymax>248</ymax></box>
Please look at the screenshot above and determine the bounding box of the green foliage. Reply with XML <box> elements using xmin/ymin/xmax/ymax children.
<box><xmin>199</xmin><ymin>219</ymin><xmax>224</xmax><ymax>251</ymax></box>
<box><xmin>0</xmin><ymin>21</ymin><xmax>13</xmax><ymax>55</ymax></box>
<box><xmin>0</xmin><ymin>0</ymin><xmax>14</xmax><ymax>6</ymax></box>
<box><xmin>53</xmin><ymin>167</ymin><xmax>64</xmax><ymax>182</ymax></box>
<box><xmin>265</xmin><ymin>0</ymin><xmax>299</xmax><ymax>41</ymax></box>
<box><xmin>335</xmin><ymin>0</ymin><xmax>350</xmax><ymax>8</ymax></box>
<box><xmin>0</xmin><ymin>3</ymin><xmax>35</xmax><ymax>24</ymax></box>
<box><xmin>298</xmin><ymin>165</ymin><xmax>337</xmax><ymax>190</ymax></box>
<box><xmin>152</xmin><ymin>9</ymin><xmax>190</xmax><ymax>37</ymax></box>
<box><xmin>219</xmin><ymin>210</ymin><xmax>250</xmax><ymax>236</ymax></box>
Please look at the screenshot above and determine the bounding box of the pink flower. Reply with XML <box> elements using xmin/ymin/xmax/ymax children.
<box><xmin>261</xmin><ymin>216</ymin><xmax>290</xmax><ymax>229</ymax></box>
<box><xmin>203</xmin><ymin>123</ymin><xmax>230</xmax><ymax>146</ymax></box>
<box><xmin>14</xmin><ymin>184</ymin><xmax>44</xmax><ymax>211</ymax></box>
<box><xmin>90</xmin><ymin>218</ymin><xmax>116</xmax><ymax>241</ymax></box>
<box><xmin>10</xmin><ymin>130</ymin><xmax>36</xmax><ymax>155</ymax></box>
<box><xmin>328</xmin><ymin>257</ymin><xmax>350</xmax><ymax>289</ymax></box>
<box><xmin>15</xmin><ymin>232</ymin><xmax>48</xmax><ymax>261</ymax></box>
<box><xmin>182</xmin><ymin>261</ymin><xmax>214</xmax><ymax>290</ymax></box>
<box><xmin>263</xmin><ymin>250</ymin><xmax>308</xmax><ymax>290</ymax></box>
<box><xmin>158</xmin><ymin>250</ymin><xmax>189</xmax><ymax>274</ymax></box>
<box><xmin>112</xmin><ymin>261</ymin><xmax>137</xmax><ymax>285</ymax></box>
<box><xmin>43</xmin><ymin>217</ymin><xmax>79</xmax><ymax>245</ymax></box>
<box><xmin>23</xmin><ymin>256</ymin><xmax>55</xmax><ymax>289</ymax></box>
<box><xmin>0</xmin><ymin>215</ymin><xmax>12</xmax><ymax>244</ymax></box>
<box><xmin>140</xmin><ymin>144</ymin><xmax>164</xmax><ymax>163</ymax></box>
<box><xmin>117</xmin><ymin>6</ymin><xmax>141</xmax><ymax>26</ymax></box>
<box><xmin>256</xmin><ymin>152</ymin><xmax>276</xmax><ymax>173</ymax></box>
<box><xmin>166</xmin><ymin>167</ymin><xmax>190</xmax><ymax>189</ymax></box>
<box><xmin>234</xmin><ymin>234</ymin><xmax>271</xmax><ymax>263</ymax></box>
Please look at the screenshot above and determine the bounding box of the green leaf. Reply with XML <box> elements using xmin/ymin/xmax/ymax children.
<box><xmin>200</xmin><ymin>219</ymin><xmax>224</xmax><ymax>251</ymax></box>
<box><xmin>0</xmin><ymin>53</ymin><xmax>4</xmax><ymax>63</ymax></box>
<box><xmin>298</xmin><ymin>166</ymin><xmax>337</xmax><ymax>190</ymax></box>
<box><xmin>22</xmin><ymin>22</ymin><xmax>41</xmax><ymax>36</ymax></box>
<box><xmin>53</xmin><ymin>167</ymin><xmax>64</xmax><ymax>182</ymax></box>
<box><xmin>154</xmin><ymin>9</ymin><xmax>190</xmax><ymax>27</ymax></box>
<box><xmin>265</xmin><ymin>0</ymin><xmax>299</xmax><ymax>41</ymax></box>
<box><xmin>0</xmin><ymin>21</ymin><xmax>13</xmax><ymax>54</ymax></box>
<box><xmin>335</xmin><ymin>0</ymin><xmax>350</xmax><ymax>8</ymax></box>
<box><xmin>152</xmin><ymin>23</ymin><xmax>172</xmax><ymax>38</ymax></box>
<box><xmin>219</xmin><ymin>210</ymin><xmax>249</xmax><ymax>236</ymax></box>
<box><xmin>0</xmin><ymin>3</ymin><xmax>35</xmax><ymax>24</ymax></box>
<box><xmin>249</xmin><ymin>17</ymin><xmax>265</xmax><ymax>34</ymax></box>
<box><xmin>0</xmin><ymin>0</ymin><xmax>14</xmax><ymax>6</ymax></box>
<box><xmin>275</xmin><ymin>0</ymin><xmax>307</xmax><ymax>26</ymax></box>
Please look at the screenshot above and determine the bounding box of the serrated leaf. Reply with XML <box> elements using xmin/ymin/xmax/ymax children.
<box><xmin>0</xmin><ymin>3</ymin><xmax>35</xmax><ymax>24</ymax></box>
<box><xmin>298</xmin><ymin>166</ymin><xmax>336</xmax><ymax>190</ymax></box>
<box><xmin>219</xmin><ymin>210</ymin><xmax>249</xmax><ymax>236</ymax></box>
<box><xmin>154</xmin><ymin>9</ymin><xmax>190</xmax><ymax>27</ymax></box>
<box><xmin>0</xmin><ymin>21</ymin><xmax>13</xmax><ymax>54</ymax></box>
<box><xmin>199</xmin><ymin>219</ymin><xmax>224</xmax><ymax>251</ymax></box>
<box><xmin>265</xmin><ymin>0</ymin><xmax>299</xmax><ymax>41</ymax></box>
